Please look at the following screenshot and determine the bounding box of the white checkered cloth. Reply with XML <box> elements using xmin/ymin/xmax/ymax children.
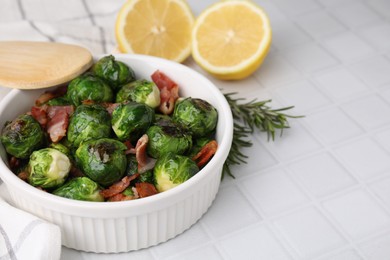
<box><xmin>0</xmin><ymin>195</ymin><xmax>61</xmax><ymax>260</ymax></box>
<box><xmin>0</xmin><ymin>1</ymin><xmax>127</xmax><ymax>259</ymax></box>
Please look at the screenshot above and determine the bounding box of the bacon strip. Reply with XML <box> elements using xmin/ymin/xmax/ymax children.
<box><xmin>102</xmin><ymin>102</ymin><xmax>121</xmax><ymax>115</ymax></box>
<box><xmin>81</xmin><ymin>99</ymin><xmax>95</xmax><ymax>105</ymax></box>
<box><xmin>47</xmin><ymin>105</ymin><xmax>74</xmax><ymax>118</ymax></box>
<box><xmin>46</xmin><ymin>106</ymin><xmax>74</xmax><ymax>143</ymax></box>
<box><xmin>151</xmin><ymin>70</ymin><xmax>179</xmax><ymax>115</ymax></box>
<box><xmin>123</xmin><ymin>140</ymin><xmax>136</xmax><ymax>155</ymax></box>
<box><xmin>31</xmin><ymin>105</ymin><xmax>48</xmax><ymax>128</ymax></box>
<box><xmin>30</xmin><ymin>105</ymin><xmax>74</xmax><ymax>142</ymax></box>
<box><xmin>100</xmin><ymin>174</ymin><xmax>140</xmax><ymax>199</ymax></box>
<box><xmin>35</xmin><ymin>85</ymin><xmax>67</xmax><ymax>106</ymax></box>
<box><xmin>9</xmin><ymin>156</ymin><xmax>21</xmax><ymax>171</ymax></box>
<box><xmin>135</xmin><ymin>182</ymin><xmax>158</xmax><ymax>198</ymax></box>
<box><xmin>107</xmin><ymin>193</ymin><xmax>134</xmax><ymax>202</ymax></box>
<box><xmin>17</xmin><ymin>171</ymin><xmax>28</xmax><ymax>181</ymax></box>
<box><xmin>46</xmin><ymin>110</ymin><xmax>68</xmax><ymax>143</ymax></box>
<box><xmin>135</xmin><ymin>134</ymin><xmax>156</xmax><ymax>174</ymax></box>
<box><xmin>192</xmin><ymin>140</ymin><xmax>218</xmax><ymax>168</ymax></box>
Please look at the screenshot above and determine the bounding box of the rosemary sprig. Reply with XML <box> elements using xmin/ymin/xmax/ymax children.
<box><xmin>222</xmin><ymin>122</ymin><xmax>252</xmax><ymax>179</ymax></box>
<box><xmin>222</xmin><ymin>92</ymin><xmax>302</xmax><ymax>179</ymax></box>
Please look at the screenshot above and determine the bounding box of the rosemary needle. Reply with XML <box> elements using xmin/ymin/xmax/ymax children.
<box><xmin>222</xmin><ymin>92</ymin><xmax>302</xmax><ymax>179</ymax></box>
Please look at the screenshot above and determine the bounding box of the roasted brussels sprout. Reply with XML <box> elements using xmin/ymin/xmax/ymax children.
<box><xmin>146</xmin><ymin>123</ymin><xmax>192</xmax><ymax>158</ymax></box>
<box><xmin>111</xmin><ymin>102</ymin><xmax>155</xmax><ymax>141</ymax></box>
<box><xmin>45</xmin><ymin>96</ymin><xmax>71</xmax><ymax>106</ymax></box>
<box><xmin>154</xmin><ymin>114</ymin><xmax>174</xmax><ymax>126</ymax></box>
<box><xmin>139</xmin><ymin>171</ymin><xmax>154</xmax><ymax>184</ymax></box>
<box><xmin>1</xmin><ymin>114</ymin><xmax>45</xmax><ymax>159</ymax></box>
<box><xmin>154</xmin><ymin>153</ymin><xmax>199</xmax><ymax>192</ymax></box>
<box><xmin>49</xmin><ymin>143</ymin><xmax>71</xmax><ymax>157</ymax></box>
<box><xmin>92</xmin><ymin>55</ymin><xmax>135</xmax><ymax>90</ymax></box>
<box><xmin>125</xmin><ymin>154</ymin><xmax>138</xmax><ymax>176</ymax></box>
<box><xmin>116</xmin><ymin>80</ymin><xmax>160</xmax><ymax>108</ymax></box>
<box><xmin>52</xmin><ymin>177</ymin><xmax>104</xmax><ymax>202</ymax></box>
<box><xmin>67</xmin><ymin>104</ymin><xmax>111</xmax><ymax>147</ymax></box>
<box><xmin>27</xmin><ymin>148</ymin><xmax>71</xmax><ymax>189</ymax></box>
<box><xmin>75</xmin><ymin>138</ymin><xmax>127</xmax><ymax>187</ymax></box>
<box><xmin>173</xmin><ymin>98</ymin><xmax>218</xmax><ymax>137</ymax></box>
<box><xmin>67</xmin><ymin>73</ymin><xmax>113</xmax><ymax>106</ymax></box>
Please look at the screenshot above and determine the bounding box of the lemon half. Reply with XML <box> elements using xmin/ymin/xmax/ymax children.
<box><xmin>116</xmin><ymin>0</ymin><xmax>194</xmax><ymax>63</ymax></box>
<box><xmin>192</xmin><ymin>1</ymin><xmax>272</xmax><ymax>80</ymax></box>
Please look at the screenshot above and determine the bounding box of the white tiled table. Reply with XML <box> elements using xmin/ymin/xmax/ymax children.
<box><xmin>1</xmin><ymin>0</ymin><xmax>390</xmax><ymax>259</ymax></box>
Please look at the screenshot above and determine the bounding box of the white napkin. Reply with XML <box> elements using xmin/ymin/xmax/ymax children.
<box><xmin>0</xmin><ymin>194</ymin><xmax>61</xmax><ymax>260</ymax></box>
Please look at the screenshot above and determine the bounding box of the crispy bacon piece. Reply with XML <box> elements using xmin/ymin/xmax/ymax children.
<box><xmin>46</xmin><ymin>111</ymin><xmax>68</xmax><ymax>142</ymax></box>
<box><xmin>46</xmin><ymin>105</ymin><xmax>74</xmax><ymax>118</ymax></box>
<box><xmin>101</xmin><ymin>102</ymin><xmax>121</xmax><ymax>115</ymax></box>
<box><xmin>9</xmin><ymin>156</ymin><xmax>21</xmax><ymax>171</ymax></box>
<box><xmin>135</xmin><ymin>182</ymin><xmax>158</xmax><ymax>198</ymax></box>
<box><xmin>135</xmin><ymin>134</ymin><xmax>156</xmax><ymax>173</ymax></box>
<box><xmin>30</xmin><ymin>105</ymin><xmax>74</xmax><ymax>142</ymax></box>
<box><xmin>192</xmin><ymin>140</ymin><xmax>218</xmax><ymax>168</ymax></box>
<box><xmin>151</xmin><ymin>70</ymin><xmax>179</xmax><ymax>115</ymax></box>
<box><xmin>107</xmin><ymin>193</ymin><xmax>134</xmax><ymax>202</ymax></box>
<box><xmin>81</xmin><ymin>99</ymin><xmax>95</xmax><ymax>105</ymax></box>
<box><xmin>35</xmin><ymin>86</ymin><xmax>67</xmax><ymax>106</ymax></box>
<box><xmin>123</xmin><ymin>140</ymin><xmax>136</xmax><ymax>155</ymax></box>
<box><xmin>17</xmin><ymin>171</ymin><xmax>28</xmax><ymax>181</ymax></box>
<box><xmin>46</xmin><ymin>105</ymin><xmax>74</xmax><ymax>143</ymax></box>
<box><xmin>35</xmin><ymin>92</ymin><xmax>55</xmax><ymax>107</ymax></box>
<box><xmin>31</xmin><ymin>105</ymin><xmax>48</xmax><ymax>128</ymax></box>
<box><xmin>100</xmin><ymin>174</ymin><xmax>140</xmax><ymax>199</ymax></box>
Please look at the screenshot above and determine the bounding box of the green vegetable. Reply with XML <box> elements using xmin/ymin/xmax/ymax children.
<box><xmin>122</xmin><ymin>187</ymin><xmax>134</xmax><ymax>197</ymax></box>
<box><xmin>45</xmin><ymin>96</ymin><xmax>71</xmax><ymax>106</ymax></box>
<box><xmin>67</xmin><ymin>104</ymin><xmax>111</xmax><ymax>147</ymax></box>
<box><xmin>125</xmin><ymin>154</ymin><xmax>138</xmax><ymax>176</ymax></box>
<box><xmin>67</xmin><ymin>73</ymin><xmax>113</xmax><ymax>106</ymax></box>
<box><xmin>75</xmin><ymin>138</ymin><xmax>127</xmax><ymax>187</ymax></box>
<box><xmin>116</xmin><ymin>79</ymin><xmax>160</xmax><ymax>108</ymax></box>
<box><xmin>52</xmin><ymin>177</ymin><xmax>104</xmax><ymax>202</ymax></box>
<box><xmin>154</xmin><ymin>153</ymin><xmax>199</xmax><ymax>192</ymax></box>
<box><xmin>0</xmin><ymin>114</ymin><xmax>45</xmax><ymax>159</ymax></box>
<box><xmin>154</xmin><ymin>114</ymin><xmax>174</xmax><ymax>127</ymax></box>
<box><xmin>173</xmin><ymin>98</ymin><xmax>218</xmax><ymax>137</ymax></box>
<box><xmin>146</xmin><ymin>124</ymin><xmax>192</xmax><ymax>158</ymax></box>
<box><xmin>92</xmin><ymin>55</ymin><xmax>135</xmax><ymax>90</ymax></box>
<box><xmin>49</xmin><ymin>143</ymin><xmax>71</xmax><ymax>157</ymax></box>
<box><xmin>139</xmin><ymin>171</ymin><xmax>154</xmax><ymax>183</ymax></box>
<box><xmin>111</xmin><ymin>102</ymin><xmax>155</xmax><ymax>141</ymax></box>
<box><xmin>27</xmin><ymin>148</ymin><xmax>71</xmax><ymax>189</ymax></box>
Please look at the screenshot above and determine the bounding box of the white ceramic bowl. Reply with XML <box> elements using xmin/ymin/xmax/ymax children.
<box><xmin>0</xmin><ymin>54</ymin><xmax>233</xmax><ymax>253</ymax></box>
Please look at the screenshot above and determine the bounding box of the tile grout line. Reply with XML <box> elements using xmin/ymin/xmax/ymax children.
<box><xmin>233</xmin><ymin>180</ymin><xmax>303</xmax><ymax>260</ymax></box>
<box><xmin>249</xmin><ymin>71</ymin><xmax>390</xmax><ymax>259</ymax></box>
